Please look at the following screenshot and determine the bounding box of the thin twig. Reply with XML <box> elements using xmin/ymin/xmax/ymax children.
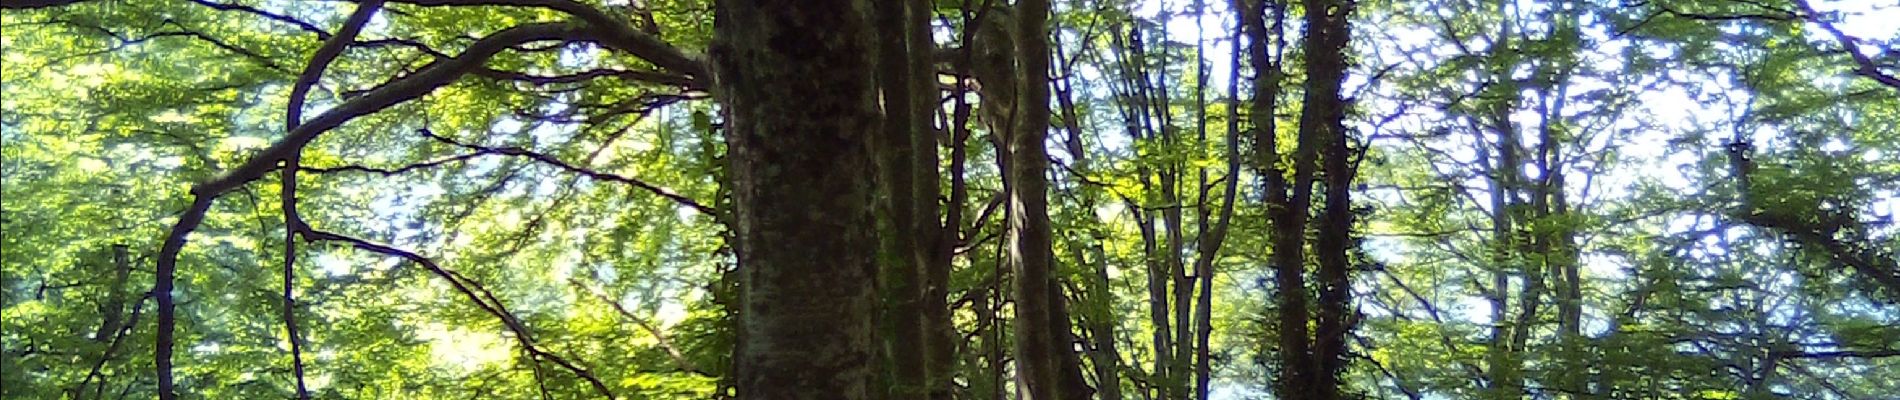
<box><xmin>302</xmin><ymin>229</ymin><xmax>618</xmax><ymax>398</ymax></box>
<box><xmin>418</xmin><ymin>129</ymin><xmax>719</xmax><ymax>216</ymax></box>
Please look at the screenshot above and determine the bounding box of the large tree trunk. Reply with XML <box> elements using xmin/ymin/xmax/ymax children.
<box><xmin>712</xmin><ymin>0</ymin><xmax>882</xmax><ymax>398</ymax></box>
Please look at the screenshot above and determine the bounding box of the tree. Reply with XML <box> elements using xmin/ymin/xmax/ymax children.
<box><xmin>711</xmin><ymin>0</ymin><xmax>882</xmax><ymax>398</ymax></box>
<box><xmin>4</xmin><ymin>0</ymin><xmax>1897</xmax><ymax>399</ymax></box>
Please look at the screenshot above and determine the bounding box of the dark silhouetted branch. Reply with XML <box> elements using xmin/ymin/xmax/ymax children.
<box><xmin>303</xmin><ymin>153</ymin><xmax>491</xmax><ymax>176</ymax></box>
<box><xmin>0</xmin><ymin>0</ymin><xmax>90</xmax><ymax>9</ymax></box>
<box><xmin>1772</xmin><ymin>349</ymin><xmax>1900</xmax><ymax>359</ymax></box>
<box><xmin>277</xmin><ymin>2</ymin><xmax>384</xmax><ymax>398</ymax></box>
<box><xmin>476</xmin><ymin>67</ymin><xmax>697</xmax><ymax>88</ymax></box>
<box><xmin>186</xmin><ymin>0</ymin><xmax>331</xmax><ymax>38</ymax></box>
<box><xmin>374</xmin><ymin>0</ymin><xmax>707</xmax><ymax>78</ymax></box>
<box><xmin>1794</xmin><ymin>0</ymin><xmax>1900</xmax><ymax>90</ymax></box>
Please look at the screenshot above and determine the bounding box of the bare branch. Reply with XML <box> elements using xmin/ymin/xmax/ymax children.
<box><xmin>186</xmin><ymin>0</ymin><xmax>332</xmax><ymax>38</ymax></box>
<box><xmin>277</xmin><ymin>2</ymin><xmax>384</xmax><ymax>398</ymax></box>
<box><xmin>195</xmin><ymin>23</ymin><xmax>587</xmax><ymax>198</ymax></box>
<box><xmin>303</xmin><ymin>152</ymin><xmax>490</xmax><ymax>175</ymax></box>
<box><xmin>1772</xmin><ymin>349</ymin><xmax>1900</xmax><ymax>359</ymax></box>
<box><xmin>302</xmin><ymin>230</ymin><xmax>617</xmax><ymax>398</ymax></box>
<box><xmin>419</xmin><ymin>129</ymin><xmax>719</xmax><ymax>216</ymax></box>
<box><xmin>1794</xmin><ymin>0</ymin><xmax>1900</xmax><ymax>90</ymax></box>
<box><xmin>569</xmin><ymin>278</ymin><xmax>706</xmax><ymax>375</ymax></box>
<box><xmin>476</xmin><ymin>67</ymin><xmax>698</xmax><ymax>88</ymax></box>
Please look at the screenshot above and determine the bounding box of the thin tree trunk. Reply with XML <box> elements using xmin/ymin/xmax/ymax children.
<box><xmin>1237</xmin><ymin>0</ymin><xmax>1297</xmax><ymax>396</ymax></box>
<box><xmin>1194</xmin><ymin>15</ymin><xmax>1248</xmax><ymax>399</ymax></box>
<box><xmin>1008</xmin><ymin>0</ymin><xmax>1090</xmax><ymax>397</ymax></box>
<box><xmin>907</xmin><ymin>0</ymin><xmax>957</xmax><ymax>397</ymax></box>
<box><xmin>872</xmin><ymin>0</ymin><xmax>949</xmax><ymax>395</ymax></box>
<box><xmin>1155</xmin><ymin>13</ymin><xmax>1195</xmax><ymax>399</ymax></box>
<box><xmin>1054</xmin><ymin>30</ymin><xmax>1126</xmax><ymax>400</ymax></box>
<box><xmin>713</xmin><ymin>0</ymin><xmax>882</xmax><ymax>397</ymax></box>
<box><xmin>1271</xmin><ymin>9</ymin><xmax>1324</xmax><ymax>394</ymax></box>
<box><xmin>1085</xmin><ymin>241</ymin><xmax>1125</xmax><ymax>400</ymax></box>
<box><xmin>1298</xmin><ymin>0</ymin><xmax>1356</xmax><ymax>399</ymax></box>
<box><xmin>1117</xmin><ymin>22</ymin><xmax>1176</xmax><ymax>399</ymax></box>
<box><xmin>971</xmin><ymin>6</ymin><xmax>1017</xmax><ymax>398</ymax></box>
<box><xmin>941</xmin><ymin>3</ymin><xmax>979</xmax><ymax>398</ymax></box>
<box><xmin>872</xmin><ymin>0</ymin><xmax>928</xmax><ymax>395</ymax></box>
<box><xmin>1480</xmin><ymin>1</ymin><xmax>1523</xmax><ymax>397</ymax></box>
<box><xmin>1479</xmin><ymin>120</ymin><xmax>1519</xmax><ymax>400</ymax></box>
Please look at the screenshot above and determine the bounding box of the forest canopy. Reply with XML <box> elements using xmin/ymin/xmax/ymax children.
<box><xmin>1</xmin><ymin>0</ymin><xmax>1896</xmax><ymax>399</ymax></box>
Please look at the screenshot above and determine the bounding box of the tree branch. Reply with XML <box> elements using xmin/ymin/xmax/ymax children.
<box><xmin>568</xmin><ymin>278</ymin><xmax>706</xmax><ymax>375</ymax></box>
<box><xmin>152</xmin><ymin>22</ymin><xmax>588</xmax><ymax>399</ymax></box>
<box><xmin>302</xmin><ymin>152</ymin><xmax>491</xmax><ymax>175</ymax></box>
<box><xmin>418</xmin><ymin>129</ymin><xmax>719</xmax><ymax>216</ymax></box>
<box><xmin>277</xmin><ymin>2</ymin><xmax>384</xmax><ymax>398</ymax></box>
<box><xmin>476</xmin><ymin>67</ymin><xmax>698</xmax><ymax>88</ymax></box>
<box><xmin>1793</xmin><ymin>0</ymin><xmax>1900</xmax><ymax>90</ymax></box>
<box><xmin>186</xmin><ymin>0</ymin><xmax>332</xmax><ymax>38</ymax></box>
<box><xmin>1771</xmin><ymin>349</ymin><xmax>1900</xmax><ymax>359</ymax></box>
<box><xmin>374</xmin><ymin>0</ymin><xmax>708</xmax><ymax>78</ymax></box>
<box><xmin>302</xmin><ymin>229</ymin><xmax>617</xmax><ymax>398</ymax></box>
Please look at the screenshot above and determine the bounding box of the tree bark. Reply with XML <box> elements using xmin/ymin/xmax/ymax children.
<box><xmin>1007</xmin><ymin>0</ymin><xmax>1090</xmax><ymax>398</ymax></box>
<box><xmin>713</xmin><ymin>0</ymin><xmax>881</xmax><ymax>397</ymax></box>
<box><xmin>1237</xmin><ymin>0</ymin><xmax>1299</xmax><ymax>396</ymax></box>
<box><xmin>1299</xmin><ymin>1</ymin><xmax>1355</xmax><ymax>399</ymax></box>
<box><xmin>871</xmin><ymin>0</ymin><xmax>936</xmax><ymax>395</ymax></box>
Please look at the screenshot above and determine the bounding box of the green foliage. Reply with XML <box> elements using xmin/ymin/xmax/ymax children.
<box><xmin>3</xmin><ymin>0</ymin><xmax>1896</xmax><ymax>398</ymax></box>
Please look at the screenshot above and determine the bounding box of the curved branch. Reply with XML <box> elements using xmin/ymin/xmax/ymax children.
<box><xmin>186</xmin><ymin>0</ymin><xmax>331</xmax><ymax>38</ymax></box>
<box><xmin>302</xmin><ymin>230</ymin><xmax>616</xmax><ymax>398</ymax></box>
<box><xmin>374</xmin><ymin>0</ymin><xmax>708</xmax><ymax>78</ymax></box>
<box><xmin>279</xmin><ymin>2</ymin><xmax>384</xmax><ymax>398</ymax></box>
<box><xmin>154</xmin><ymin>196</ymin><xmax>214</xmax><ymax>400</ymax></box>
<box><xmin>197</xmin><ymin>22</ymin><xmax>589</xmax><ymax>197</ymax></box>
<box><xmin>476</xmin><ymin>67</ymin><xmax>697</xmax><ymax>88</ymax></box>
<box><xmin>288</xmin><ymin>0</ymin><xmax>383</xmax><ymax>131</ymax></box>
<box><xmin>303</xmin><ymin>152</ymin><xmax>491</xmax><ymax>176</ymax></box>
<box><xmin>152</xmin><ymin>22</ymin><xmax>589</xmax><ymax>399</ymax></box>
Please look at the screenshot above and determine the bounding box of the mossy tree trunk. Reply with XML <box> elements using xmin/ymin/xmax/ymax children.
<box><xmin>712</xmin><ymin>0</ymin><xmax>882</xmax><ymax>398</ymax></box>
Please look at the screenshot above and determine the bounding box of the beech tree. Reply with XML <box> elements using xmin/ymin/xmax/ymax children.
<box><xmin>3</xmin><ymin>0</ymin><xmax>1895</xmax><ymax>399</ymax></box>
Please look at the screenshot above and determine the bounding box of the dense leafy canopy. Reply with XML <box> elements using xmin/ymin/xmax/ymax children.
<box><xmin>1</xmin><ymin>0</ymin><xmax>1894</xmax><ymax>399</ymax></box>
